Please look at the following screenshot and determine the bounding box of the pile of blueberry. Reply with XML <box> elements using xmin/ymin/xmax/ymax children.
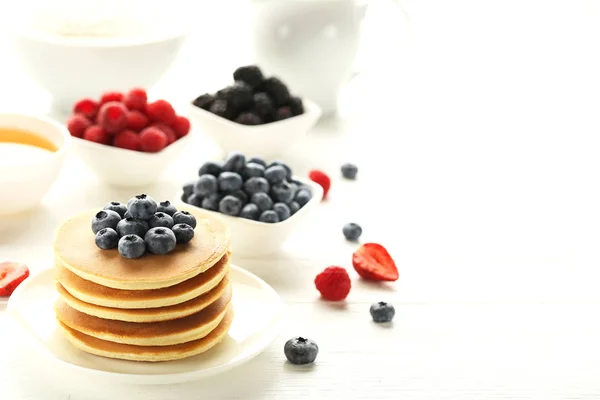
<box><xmin>91</xmin><ymin>195</ymin><xmax>197</xmax><ymax>259</ymax></box>
<box><xmin>182</xmin><ymin>152</ymin><xmax>313</xmax><ymax>223</ymax></box>
<box><xmin>192</xmin><ymin>65</ymin><xmax>304</xmax><ymax>125</ymax></box>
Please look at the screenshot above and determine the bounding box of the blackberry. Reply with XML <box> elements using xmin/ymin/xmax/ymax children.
<box><xmin>217</xmin><ymin>82</ymin><xmax>253</xmax><ymax>111</ymax></box>
<box><xmin>209</xmin><ymin>99</ymin><xmax>235</xmax><ymax>120</ymax></box>
<box><xmin>233</xmin><ymin>65</ymin><xmax>264</xmax><ymax>88</ymax></box>
<box><xmin>260</xmin><ymin>77</ymin><xmax>290</xmax><ymax>106</ymax></box>
<box><xmin>274</xmin><ymin>106</ymin><xmax>293</xmax><ymax>121</ymax></box>
<box><xmin>235</xmin><ymin>112</ymin><xmax>263</xmax><ymax>125</ymax></box>
<box><xmin>192</xmin><ymin>93</ymin><xmax>215</xmax><ymax>110</ymax></box>
<box><xmin>252</xmin><ymin>92</ymin><xmax>275</xmax><ymax>118</ymax></box>
<box><xmin>288</xmin><ymin>96</ymin><xmax>304</xmax><ymax>116</ymax></box>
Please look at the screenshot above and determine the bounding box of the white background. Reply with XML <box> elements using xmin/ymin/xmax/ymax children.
<box><xmin>3</xmin><ymin>0</ymin><xmax>600</xmax><ymax>398</ymax></box>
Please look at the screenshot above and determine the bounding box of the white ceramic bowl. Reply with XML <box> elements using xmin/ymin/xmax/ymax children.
<box><xmin>178</xmin><ymin>178</ymin><xmax>323</xmax><ymax>258</ymax></box>
<box><xmin>71</xmin><ymin>134</ymin><xmax>191</xmax><ymax>187</ymax></box>
<box><xmin>7</xmin><ymin>28</ymin><xmax>186</xmax><ymax>112</ymax></box>
<box><xmin>188</xmin><ymin>99</ymin><xmax>321</xmax><ymax>159</ymax></box>
<box><xmin>0</xmin><ymin>113</ymin><xmax>69</xmax><ymax>215</ymax></box>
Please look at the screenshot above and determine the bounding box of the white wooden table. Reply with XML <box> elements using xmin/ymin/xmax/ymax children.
<box><xmin>3</xmin><ymin>0</ymin><xmax>600</xmax><ymax>398</ymax></box>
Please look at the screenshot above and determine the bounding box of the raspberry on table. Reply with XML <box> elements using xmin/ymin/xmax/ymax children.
<box><xmin>123</xmin><ymin>88</ymin><xmax>147</xmax><ymax>111</ymax></box>
<box><xmin>314</xmin><ymin>266</ymin><xmax>351</xmax><ymax>301</ymax></box>
<box><xmin>146</xmin><ymin>99</ymin><xmax>176</xmax><ymax>124</ymax></box>
<box><xmin>150</xmin><ymin>123</ymin><xmax>176</xmax><ymax>144</ymax></box>
<box><xmin>173</xmin><ymin>116</ymin><xmax>191</xmax><ymax>138</ymax></box>
<box><xmin>139</xmin><ymin>127</ymin><xmax>168</xmax><ymax>152</ymax></box>
<box><xmin>73</xmin><ymin>98</ymin><xmax>99</xmax><ymax>119</ymax></box>
<box><xmin>100</xmin><ymin>91</ymin><xmax>124</xmax><ymax>104</ymax></box>
<box><xmin>113</xmin><ymin>130</ymin><xmax>141</xmax><ymax>151</ymax></box>
<box><xmin>67</xmin><ymin>115</ymin><xmax>91</xmax><ymax>138</ymax></box>
<box><xmin>127</xmin><ymin>110</ymin><xmax>149</xmax><ymax>131</ymax></box>
<box><xmin>98</xmin><ymin>101</ymin><xmax>128</xmax><ymax>134</ymax></box>
<box><xmin>83</xmin><ymin>125</ymin><xmax>111</xmax><ymax>145</ymax></box>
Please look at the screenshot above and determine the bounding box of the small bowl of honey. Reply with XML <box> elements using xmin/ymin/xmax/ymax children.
<box><xmin>0</xmin><ymin>113</ymin><xmax>69</xmax><ymax>215</ymax></box>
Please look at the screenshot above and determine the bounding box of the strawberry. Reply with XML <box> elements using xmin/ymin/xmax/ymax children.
<box><xmin>314</xmin><ymin>266</ymin><xmax>351</xmax><ymax>301</ymax></box>
<box><xmin>352</xmin><ymin>243</ymin><xmax>399</xmax><ymax>281</ymax></box>
<box><xmin>0</xmin><ymin>262</ymin><xmax>30</xmax><ymax>296</ymax></box>
<box><xmin>308</xmin><ymin>170</ymin><xmax>331</xmax><ymax>199</ymax></box>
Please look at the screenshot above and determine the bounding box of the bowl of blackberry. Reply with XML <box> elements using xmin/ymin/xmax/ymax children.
<box><xmin>189</xmin><ymin>65</ymin><xmax>321</xmax><ymax>159</ymax></box>
<box><xmin>178</xmin><ymin>151</ymin><xmax>323</xmax><ymax>258</ymax></box>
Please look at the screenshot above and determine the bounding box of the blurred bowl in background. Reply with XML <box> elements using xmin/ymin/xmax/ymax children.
<box><xmin>188</xmin><ymin>99</ymin><xmax>321</xmax><ymax>159</ymax></box>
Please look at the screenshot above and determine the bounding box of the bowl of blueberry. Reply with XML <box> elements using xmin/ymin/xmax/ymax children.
<box><xmin>179</xmin><ymin>152</ymin><xmax>322</xmax><ymax>258</ymax></box>
<box><xmin>189</xmin><ymin>65</ymin><xmax>321</xmax><ymax>159</ymax></box>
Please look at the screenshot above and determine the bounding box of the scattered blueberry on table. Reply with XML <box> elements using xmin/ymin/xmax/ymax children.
<box><xmin>342</xmin><ymin>223</ymin><xmax>362</xmax><ymax>241</ymax></box>
<box><xmin>370</xmin><ymin>302</ymin><xmax>395</xmax><ymax>323</ymax></box>
<box><xmin>341</xmin><ymin>163</ymin><xmax>358</xmax><ymax>180</ymax></box>
<box><xmin>91</xmin><ymin>194</ymin><xmax>196</xmax><ymax>259</ymax></box>
<box><xmin>284</xmin><ymin>337</ymin><xmax>319</xmax><ymax>365</ymax></box>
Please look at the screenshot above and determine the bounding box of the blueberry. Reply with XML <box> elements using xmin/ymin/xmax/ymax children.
<box><xmin>284</xmin><ymin>337</ymin><xmax>318</xmax><ymax>365</ymax></box>
<box><xmin>260</xmin><ymin>77</ymin><xmax>290</xmax><ymax>106</ymax></box>
<box><xmin>144</xmin><ymin>227</ymin><xmax>177</xmax><ymax>255</ymax></box>
<box><xmin>247</xmin><ymin>157</ymin><xmax>267</xmax><ymax>167</ymax></box>
<box><xmin>217</xmin><ymin>82</ymin><xmax>253</xmax><ymax>110</ymax></box>
<box><xmin>186</xmin><ymin>194</ymin><xmax>203</xmax><ymax>208</ymax></box>
<box><xmin>198</xmin><ymin>161</ymin><xmax>222</xmax><ymax>177</ymax></box>
<box><xmin>370</xmin><ymin>302</ymin><xmax>395</xmax><ymax>323</ymax></box>
<box><xmin>251</xmin><ymin>192</ymin><xmax>273</xmax><ymax>212</ymax></box>
<box><xmin>273</xmin><ymin>203</ymin><xmax>291</xmax><ymax>221</ymax></box>
<box><xmin>288</xmin><ymin>96</ymin><xmax>304</xmax><ymax>116</ymax></box>
<box><xmin>91</xmin><ymin>210</ymin><xmax>121</xmax><ymax>234</ymax></box>
<box><xmin>233</xmin><ymin>65</ymin><xmax>264</xmax><ymax>88</ymax></box>
<box><xmin>173</xmin><ymin>211</ymin><xmax>197</xmax><ymax>229</ymax></box>
<box><xmin>118</xmin><ymin>234</ymin><xmax>146</xmax><ymax>259</ymax></box>
<box><xmin>194</xmin><ymin>174</ymin><xmax>218</xmax><ymax>196</ymax></box>
<box><xmin>244</xmin><ymin>177</ymin><xmax>270</xmax><ymax>195</ymax></box>
<box><xmin>157</xmin><ymin>200</ymin><xmax>177</xmax><ymax>216</ymax></box>
<box><xmin>274</xmin><ymin>106</ymin><xmax>293</xmax><ymax>121</ymax></box>
<box><xmin>235</xmin><ymin>112</ymin><xmax>263</xmax><ymax>125</ymax></box>
<box><xmin>95</xmin><ymin>228</ymin><xmax>119</xmax><ymax>250</ymax></box>
<box><xmin>209</xmin><ymin>99</ymin><xmax>235</xmax><ymax>120</ymax></box>
<box><xmin>295</xmin><ymin>189</ymin><xmax>312</xmax><ymax>206</ymax></box>
<box><xmin>268</xmin><ymin>161</ymin><xmax>292</xmax><ymax>181</ymax></box>
<box><xmin>242</xmin><ymin>162</ymin><xmax>265</xmax><ymax>180</ymax></box>
<box><xmin>230</xmin><ymin>190</ymin><xmax>248</xmax><ymax>205</ymax></box>
<box><xmin>259</xmin><ymin>210</ymin><xmax>280</xmax><ymax>223</ymax></box>
<box><xmin>222</xmin><ymin>152</ymin><xmax>246</xmax><ymax>173</ymax></box>
<box><xmin>127</xmin><ymin>194</ymin><xmax>157</xmax><ymax>220</ymax></box>
<box><xmin>289</xmin><ymin>201</ymin><xmax>300</xmax><ymax>215</ymax></box>
<box><xmin>240</xmin><ymin>203</ymin><xmax>260</xmax><ymax>220</ymax></box>
<box><xmin>342</xmin><ymin>223</ymin><xmax>362</xmax><ymax>241</ymax></box>
<box><xmin>192</xmin><ymin>93</ymin><xmax>215</xmax><ymax>110</ymax></box>
<box><xmin>103</xmin><ymin>202</ymin><xmax>127</xmax><ymax>218</ymax></box>
<box><xmin>124</xmin><ymin>211</ymin><xmax>132</xmax><ymax>219</ymax></box>
<box><xmin>183</xmin><ymin>181</ymin><xmax>194</xmax><ymax>198</ymax></box>
<box><xmin>271</xmin><ymin>181</ymin><xmax>296</xmax><ymax>204</ymax></box>
<box><xmin>341</xmin><ymin>163</ymin><xmax>358</xmax><ymax>180</ymax></box>
<box><xmin>116</xmin><ymin>218</ymin><xmax>149</xmax><ymax>238</ymax></box>
<box><xmin>148</xmin><ymin>212</ymin><xmax>175</xmax><ymax>229</ymax></box>
<box><xmin>218</xmin><ymin>172</ymin><xmax>243</xmax><ymax>192</ymax></box>
<box><xmin>219</xmin><ymin>195</ymin><xmax>243</xmax><ymax>216</ymax></box>
<box><xmin>264</xmin><ymin>165</ymin><xmax>287</xmax><ymax>185</ymax></box>
<box><xmin>252</xmin><ymin>92</ymin><xmax>275</xmax><ymax>118</ymax></box>
<box><xmin>201</xmin><ymin>193</ymin><xmax>221</xmax><ymax>211</ymax></box>
<box><xmin>172</xmin><ymin>223</ymin><xmax>195</xmax><ymax>244</ymax></box>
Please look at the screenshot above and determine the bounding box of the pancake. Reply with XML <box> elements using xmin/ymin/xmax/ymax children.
<box><xmin>54</xmin><ymin>285</ymin><xmax>232</xmax><ymax>346</ymax></box>
<box><xmin>57</xmin><ymin>306</ymin><xmax>234</xmax><ymax>362</ymax></box>
<box><xmin>54</xmin><ymin>206</ymin><xmax>230</xmax><ymax>290</ymax></box>
<box><xmin>57</xmin><ymin>274</ymin><xmax>230</xmax><ymax>323</ymax></box>
<box><xmin>56</xmin><ymin>253</ymin><xmax>230</xmax><ymax>309</ymax></box>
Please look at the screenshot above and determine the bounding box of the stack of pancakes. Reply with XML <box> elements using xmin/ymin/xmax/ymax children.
<box><xmin>52</xmin><ymin>208</ymin><xmax>233</xmax><ymax>362</ymax></box>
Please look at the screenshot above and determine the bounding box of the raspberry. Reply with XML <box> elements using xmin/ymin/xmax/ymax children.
<box><xmin>139</xmin><ymin>127</ymin><xmax>168</xmax><ymax>152</ymax></box>
<box><xmin>146</xmin><ymin>100</ymin><xmax>176</xmax><ymax>124</ymax></box>
<box><xmin>100</xmin><ymin>91</ymin><xmax>124</xmax><ymax>104</ymax></box>
<box><xmin>83</xmin><ymin>125</ymin><xmax>111</xmax><ymax>145</ymax></box>
<box><xmin>308</xmin><ymin>170</ymin><xmax>331</xmax><ymax>198</ymax></box>
<box><xmin>314</xmin><ymin>266</ymin><xmax>351</xmax><ymax>301</ymax></box>
<box><xmin>150</xmin><ymin>123</ymin><xmax>176</xmax><ymax>144</ymax></box>
<box><xmin>98</xmin><ymin>101</ymin><xmax>128</xmax><ymax>134</ymax></box>
<box><xmin>123</xmin><ymin>88</ymin><xmax>147</xmax><ymax>111</ymax></box>
<box><xmin>73</xmin><ymin>98</ymin><xmax>99</xmax><ymax>119</ymax></box>
<box><xmin>67</xmin><ymin>115</ymin><xmax>91</xmax><ymax>138</ymax></box>
<box><xmin>127</xmin><ymin>110</ymin><xmax>149</xmax><ymax>131</ymax></box>
<box><xmin>172</xmin><ymin>115</ymin><xmax>191</xmax><ymax>138</ymax></box>
<box><xmin>113</xmin><ymin>130</ymin><xmax>141</xmax><ymax>151</ymax></box>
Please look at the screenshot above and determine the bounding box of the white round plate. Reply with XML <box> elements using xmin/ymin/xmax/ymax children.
<box><xmin>6</xmin><ymin>265</ymin><xmax>284</xmax><ymax>385</ymax></box>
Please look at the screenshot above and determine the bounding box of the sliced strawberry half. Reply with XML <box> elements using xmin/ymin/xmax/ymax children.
<box><xmin>352</xmin><ymin>243</ymin><xmax>399</xmax><ymax>281</ymax></box>
<box><xmin>0</xmin><ymin>262</ymin><xmax>30</xmax><ymax>297</ymax></box>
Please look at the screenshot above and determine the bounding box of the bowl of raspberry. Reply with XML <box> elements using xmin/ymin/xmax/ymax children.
<box><xmin>189</xmin><ymin>65</ymin><xmax>322</xmax><ymax>159</ymax></box>
<box><xmin>66</xmin><ymin>89</ymin><xmax>192</xmax><ymax>187</ymax></box>
<box><xmin>178</xmin><ymin>153</ymin><xmax>323</xmax><ymax>258</ymax></box>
